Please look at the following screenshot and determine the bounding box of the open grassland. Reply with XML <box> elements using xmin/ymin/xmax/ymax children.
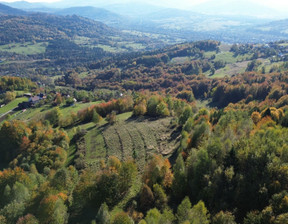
<box><xmin>85</xmin><ymin>114</ymin><xmax>180</xmax><ymax>170</ymax></box>
<box><xmin>219</xmin><ymin>44</ymin><xmax>231</xmax><ymax>52</ymax></box>
<box><xmin>211</xmin><ymin>61</ymin><xmax>250</xmax><ymax>78</ymax></box>
<box><xmin>15</xmin><ymin>101</ymin><xmax>99</xmax><ymax>121</ymax></box>
<box><xmin>0</xmin><ymin>42</ymin><xmax>48</xmax><ymax>55</ymax></box>
<box><xmin>215</xmin><ymin>52</ymin><xmax>252</xmax><ymax>64</ymax></box>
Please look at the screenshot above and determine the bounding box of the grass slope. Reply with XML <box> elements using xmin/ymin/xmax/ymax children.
<box><xmin>0</xmin><ymin>97</ymin><xmax>27</xmax><ymax>115</ymax></box>
<box><xmin>0</xmin><ymin>42</ymin><xmax>48</xmax><ymax>55</ymax></box>
<box><xmin>85</xmin><ymin>114</ymin><xmax>180</xmax><ymax>170</ymax></box>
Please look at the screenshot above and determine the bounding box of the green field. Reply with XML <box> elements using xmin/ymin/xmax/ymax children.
<box><xmin>215</xmin><ymin>52</ymin><xmax>252</xmax><ymax>64</ymax></box>
<box><xmin>94</xmin><ymin>44</ymin><xmax>126</xmax><ymax>53</ymax></box>
<box><xmin>15</xmin><ymin>101</ymin><xmax>100</xmax><ymax>122</ymax></box>
<box><xmin>0</xmin><ymin>42</ymin><xmax>48</xmax><ymax>55</ymax></box>
<box><xmin>204</xmin><ymin>51</ymin><xmax>216</xmax><ymax>59</ymax></box>
<box><xmin>85</xmin><ymin>114</ymin><xmax>180</xmax><ymax>170</ymax></box>
<box><xmin>0</xmin><ymin>97</ymin><xmax>28</xmax><ymax>115</ymax></box>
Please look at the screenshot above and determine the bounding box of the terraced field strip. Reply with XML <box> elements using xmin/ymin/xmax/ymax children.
<box><xmin>134</xmin><ymin>121</ymin><xmax>159</xmax><ymax>159</ymax></box>
<box><xmin>103</xmin><ymin>125</ymin><xmax>122</xmax><ymax>160</ymax></box>
<box><xmin>114</xmin><ymin>127</ymin><xmax>125</xmax><ymax>161</ymax></box>
<box><xmin>115</xmin><ymin>125</ymin><xmax>134</xmax><ymax>160</ymax></box>
<box><xmin>122</xmin><ymin>125</ymin><xmax>137</xmax><ymax>159</ymax></box>
<box><xmin>84</xmin><ymin>116</ymin><xmax>177</xmax><ymax>171</ymax></box>
<box><xmin>123</xmin><ymin>123</ymin><xmax>146</xmax><ymax>169</ymax></box>
<box><xmin>146</xmin><ymin>118</ymin><xmax>173</xmax><ymax>154</ymax></box>
<box><xmin>85</xmin><ymin>126</ymin><xmax>107</xmax><ymax>170</ymax></box>
<box><xmin>86</xmin><ymin>128</ymin><xmax>106</xmax><ymax>160</ymax></box>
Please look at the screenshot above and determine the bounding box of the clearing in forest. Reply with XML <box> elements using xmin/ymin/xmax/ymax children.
<box><xmin>85</xmin><ymin>115</ymin><xmax>180</xmax><ymax>170</ymax></box>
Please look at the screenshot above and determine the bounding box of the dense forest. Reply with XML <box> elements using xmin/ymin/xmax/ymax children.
<box><xmin>1</xmin><ymin>3</ymin><xmax>288</xmax><ymax>224</ymax></box>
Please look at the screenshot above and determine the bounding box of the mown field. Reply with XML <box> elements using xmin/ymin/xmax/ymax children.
<box><xmin>0</xmin><ymin>97</ymin><xmax>27</xmax><ymax>115</ymax></box>
<box><xmin>15</xmin><ymin>101</ymin><xmax>100</xmax><ymax>121</ymax></box>
<box><xmin>0</xmin><ymin>42</ymin><xmax>48</xmax><ymax>55</ymax></box>
<box><xmin>84</xmin><ymin>113</ymin><xmax>180</xmax><ymax>170</ymax></box>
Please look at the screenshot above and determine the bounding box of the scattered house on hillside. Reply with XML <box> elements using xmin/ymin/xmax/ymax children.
<box><xmin>29</xmin><ymin>96</ymin><xmax>41</xmax><ymax>105</ymax></box>
<box><xmin>18</xmin><ymin>93</ymin><xmax>46</xmax><ymax>109</ymax></box>
<box><xmin>24</xmin><ymin>93</ymin><xmax>32</xmax><ymax>97</ymax></box>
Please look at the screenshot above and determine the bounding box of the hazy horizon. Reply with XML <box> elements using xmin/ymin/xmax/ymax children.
<box><xmin>2</xmin><ymin>0</ymin><xmax>288</xmax><ymax>12</ymax></box>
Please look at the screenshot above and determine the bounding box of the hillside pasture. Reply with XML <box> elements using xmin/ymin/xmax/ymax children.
<box><xmin>0</xmin><ymin>42</ymin><xmax>48</xmax><ymax>55</ymax></box>
<box><xmin>85</xmin><ymin>115</ymin><xmax>180</xmax><ymax>170</ymax></box>
<box><xmin>0</xmin><ymin>97</ymin><xmax>27</xmax><ymax>115</ymax></box>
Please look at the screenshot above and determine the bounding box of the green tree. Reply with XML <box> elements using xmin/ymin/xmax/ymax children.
<box><xmin>16</xmin><ymin>214</ymin><xmax>39</xmax><ymax>224</ymax></box>
<box><xmin>190</xmin><ymin>200</ymin><xmax>210</xmax><ymax>224</ymax></box>
<box><xmin>145</xmin><ymin>208</ymin><xmax>161</xmax><ymax>224</ymax></box>
<box><xmin>4</xmin><ymin>91</ymin><xmax>16</xmax><ymax>104</ymax></box>
<box><xmin>177</xmin><ymin>196</ymin><xmax>192</xmax><ymax>223</ymax></box>
<box><xmin>159</xmin><ymin>209</ymin><xmax>175</xmax><ymax>224</ymax></box>
<box><xmin>156</xmin><ymin>101</ymin><xmax>170</xmax><ymax>117</ymax></box>
<box><xmin>0</xmin><ymin>201</ymin><xmax>25</xmax><ymax>224</ymax></box>
<box><xmin>172</xmin><ymin>154</ymin><xmax>187</xmax><ymax>201</ymax></box>
<box><xmin>179</xmin><ymin>106</ymin><xmax>193</xmax><ymax>126</ymax></box>
<box><xmin>45</xmin><ymin>107</ymin><xmax>62</xmax><ymax>127</ymax></box>
<box><xmin>147</xmin><ymin>96</ymin><xmax>161</xmax><ymax>117</ymax></box>
<box><xmin>92</xmin><ymin>110</ymin><xmax>102</xmax><ymax>124</ymax></box>
<box><xmin>96</xmin><ymin>203</ymin><xmax>110</xmax><ymax>224</ymax></box>
<box><xmin>133</xmin><ymin>100</ymin><xmax>147</xmax><ymax>116</ymax></box>
<box><xmin>153</xmin><ymin>184</ymin><xmax>168</xmax><ymax>212</ymax></box>
<box><xmin>106</xmin><ymin>111</ymin><xmax>117</xmax><ymax>125</ymax></box>
<box><xmin>212</xmin><ymin>211</ymin><xmax>236</xmax><ymax>224</ymax></box>
<box><xmin>140</xmin><ymin>184</ymin><xmax>154</xmax><ymax>212</ymax></box>
<box><xmin>37</xmin><ymin>196</ymin><xmax>68</xmax><ymax>224</ymax></box>
<box><xmin>0</xmin><ymin>120</ymin><xmax>31</xmax><ymax>163</ymax></box>
<box><xmin>112</xmin><ymin>212</ymin><xmax>134</xmax><ymax>224</ymax></box>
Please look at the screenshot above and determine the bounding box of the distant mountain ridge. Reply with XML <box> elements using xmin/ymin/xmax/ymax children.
<box><xmin>0</xmin><ymin>2</ymin><xmax>27</xmax><ymax>15</ymax></box>
<box><xmin>55</xmin><ymin>6</ymin><xmax>126</xmax><ymax>25</ymax></box>
<box><xmin>0</xmin><ymin>1</ymin><xmax>44</xmax><ymax>9</ymax></box>
<box><xmin>0</xmin><ymin>13</ymin><xmax>121</xmax><ymax>44</ymax></box>
<box><xmin>250</xmin><ymin>19</ymin><xmax>288</xmax><ymax>35</ymax></box>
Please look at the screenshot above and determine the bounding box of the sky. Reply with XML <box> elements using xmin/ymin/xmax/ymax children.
<box><xmin>2</xmin><ymin>0</ymin><xmax>288</xmax><ymax>11</ymax></box>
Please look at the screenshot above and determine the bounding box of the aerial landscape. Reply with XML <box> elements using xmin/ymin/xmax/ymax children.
<box><xmin>1</xmin><ymin>0</ymin><xmax>288</xmax><ymax>223</ymax></box>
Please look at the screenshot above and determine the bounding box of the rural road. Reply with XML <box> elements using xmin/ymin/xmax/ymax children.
<box><xmin>0</xmin><ymin>108</ymin><xmax>17</xmax><ymax>122</ymax></box>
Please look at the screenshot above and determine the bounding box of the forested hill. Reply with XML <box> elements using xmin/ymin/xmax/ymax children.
<box><xmin>0</xmin><ymin>3</ymin><xmax>27</xmax><ymax>15</ymax></box>
<box><xmin>0</xmin><ymin>11</ymin><xmax>170</xmax><ymax>69</ymax></box>
<box><xmin>250</xmin><ymin>18</ymin><xmax>288</xmax><ymax>36</ymax></box>
<box><xmin>0</xmin><ymin>13</ymin><xmax>122</xmax><ymax>45</ymax></box>
<box><xmin>55</xmin><ymin>6</ymin><xmax>126</xmax><ymax>26</ymax></box>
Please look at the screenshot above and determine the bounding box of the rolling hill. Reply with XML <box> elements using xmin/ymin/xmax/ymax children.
<box><xmin>55</xmin><ymin>6</ymin><xmax>126</xmax><ymax>26</ymax></box>
<box><xmin>250</xmin><ymin>19</ymin><xmax>288</xmax><ymax>35</ymax></box>
<box><xmin>0</xmin><ymin>0</ymin><xmax>44</xmax><ymax>9</ymax></box>
<box><xmin>0</xmin><ymin>2</ymin><xmax>27</xmax><ymax>15</ymax></box>
<box><xmin>0</xmin><ymin>13</ymin><xmax>121</xmax><ymax>45</ymax></box>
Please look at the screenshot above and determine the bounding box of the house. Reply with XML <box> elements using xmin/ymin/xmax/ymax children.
<box><xmin>24</xmin><ymin>93</ymin><xmax>32</xmax><ymax>97</ymax></box>
<box><xmin>18</xmin><ymin>93</ymin><xmax>46</xmax><ymax>109</ymax></box>
<box><xmin>29</xmin><ymin>96</ymin><xmax>41</xmax><ymax>104</ymax></box>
